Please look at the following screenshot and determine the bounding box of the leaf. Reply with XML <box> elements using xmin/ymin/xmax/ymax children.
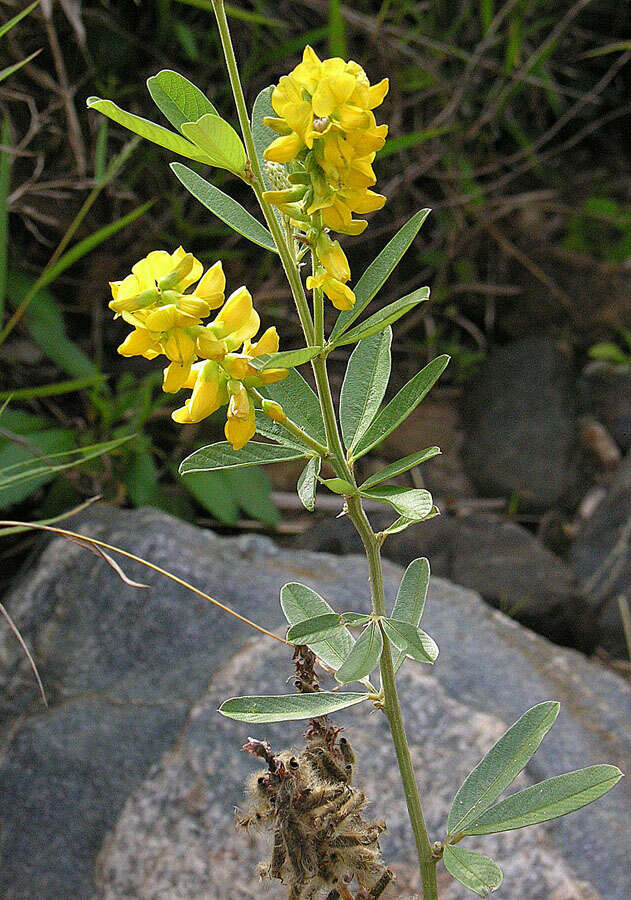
<box><xmin>180</xmin><ymin>441</ymin><xmax>305</xmax><ymax>474</ymax></box>
<box><xmin>86</xmin><ymin>98</ymin><xmax>211</xmax><ymax>163</ymax></box>
<box><xmin>181</xmin><ymin>113</ymin><xmax>246</xmax><ymax>173</ymax></box>
<box><xmin>0</xmin><ymin>429</ymin><xmax>74</xmax><ymax>508</ymax></box>
<box><xmin>287</xmin><ymin>613</ymin><xmax>342</xmax><ymax>645</ymax></box>
<box><xmin>335</xmin><ymin>621</ymin><xmax>383</xmax><ymax>685</ymax></box>
<box><xmin>280</xmin><ymin>582</ymin><xmax>354</xmax><ymax>671</ymax></box>
<box><xmin>322</xmin><ymin>477</ymin><xmax>356</xmax><ymax>495</ymax></box>
<box><xmin>340</xmin><ymin>328</ymin><xmax>392</xmax><ymax>451</ymax></box>
<box><xmin>182</xmin><ymin>469</ymin><xmax>239</xmax><ymax>524</ymax></box>
<box><xmin>0</xmin><ymin>50</ymin><xmax>41</xmax><ymax>85</ymax></box>
<box><xmin>332</xmin><ymin>288</ymin><xmax>429</xmax><ymax>347</ymax></box>
<box><xmin>231</xmin><ymin>466</ymin><xmax>279</xmax><ymax>527</ymax></box>
<box><xmin>249</xmin><ymin>346</ymin><xmax>321</xmax><ymax>371</ymax></box>
<box><xmin>330</xmin><ymin>209</ymin><xmax>431</xmax><ymax>341</ymax></box>
<box><xmin>0</xmin><ymin>375</ymin><xmax>105</xmax><ymax>401</ymax></box>
<box><xmin>362</xmin><ymin>485</ymin><xmax>433</xmax><ymax>521</ymax></box>
<box><xmin>342</xmin><ymin>612</ymin><xmax>372</xmax><ymax>627</ymax></box>
<box><xmin>251</xmin><ymin>85</ymin><xmax>276</xmax><ymax>189</ymax></box>
<box><xmin>360</xmin><ymin>448</ymin><xmax>441</xmax><ymax>490</ymax></box>
<box><xmin>448</xmin><ymin>701</ymin><xmax>561</xmax><ymax>835</ymax></box>
<box><xmin>254</xmin><ymin>411</ymin><xmax>308</xmax><ymax>452</ymax></box>
<box><xmin>260</xmin><ymin>370</ymin><xmax>326</xmax><ymax>444</ymax></box>
<box><xmin>382</xmin><ymin>618</ymin><xmax>438</xmax><ymax>663</ymax></box>
<box><xmin>0</xmin><ymin>1</ymin><xmax>40</xmax><ymax>39</ymax></box>
<box><xmin>443</xmin><ymin>846</ymin><xmax>503</xmax><ymax>897</ymax></box>
<box><xmin>147</xmin><ymin>69</ymin><xmax>218</xmax><ymax>131</ymax></box>
<box><xmin>391</xmin><ymin>557</ymin><xmax>431</xmax><ymax>624</ymax></box>
<box><xmin>219</xmin><ymin>691</ymin><xmax>369</xmax><ymax>723</ymax></box>
<box><xmin>170</xmin><ymin>163</ymin><xmax>276</xmax><ymax>252</ymax></box>
<box><xmin>463</xmin><ymin>765</ymin><xmax>623</xmax><ymax>835</ymax></box>
<box><xmin>297</xmin><ymin>456</ymin><xmax>320</xmax><ymax>511</ymax></box>
<box><xmin>125</xmin><ymin>451</ymin><xmax>163</xmax><ymax>508</ymax></box>
<box><xmin>391</xmin><ymin>557</ymin><xmax>431</xmax><ymax>674</ymax></box>
<box><xmin>351</xmin><ymin>355</ymin><xmax>450</xmax><ymax>460</ymax></box>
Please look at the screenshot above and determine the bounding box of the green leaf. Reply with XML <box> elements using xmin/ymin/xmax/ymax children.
<box><xmin>86</xmin><ymin>97</ymin><xmax>211</xmax><ymax>163</ymax></box>
<box><xmin>147</xmin><ymin>69</ymin><xmax>218</xmax><ymax>131</ymax></box>
<box><xmin>391</xmin><ymin>557</ymin><xmax>431</xmax><ymax>673</ymax></box>
<box><xmin>254</xmin><ymin>411</ymin><xmax>308</xmax><ymax>452</ymax></box>
<box><xmin>359</xmin><ymin>447</ymin><xmax>442</xmax><ymax>491</ymax></box>
<box><xmin>0</xmin><ymin>50</ymin><xmax>41</xmax><ymax>85</ymax></box>
<box><xmin>352</xmin><ymin>355</ymin><xmax>450</xmax><ymax>460</ymax></box>
<box><xmin>170</xmin><ymin>163</ymin><xmax>276</xmax><ymax>252</ymax></box>
<box><xmin>297</xmin><ymin>456</ymin><xmax>320</xmax><ymax>511</ymax></box>
<box><xmin>340</xmin><ymin>328</ymin><xmax>392</xmax><ymax>451</ymax></box>
<box><xmin>231</xmin><ymin>466</ymin><xmax>279</xmax><ymax>527</ymax></box>
<box><xmin>383</xmin><ymin>512</ymin><xmax>438</xmax><ymax>539</ymax></box>
<box><xmin>0</xmin><ymin>429</ymin><xmax>74</xmax><ymax>507</ymax></box>
<box><xmin>382</xmin><ymin>618</ymin><xmax>438</xmax><ymax>663</ymax></box>
<box><xmin>342</xmin><ymin>612</ymin><xmax>372</xmax><ymax>627</ymax></box>
<box><xmin>322</xmin><ymin>477</ymin><xmax>356</xmax><ymax>495</ymax></box>
<box><xmin>332</xmin><ymin>288</ymin><xmax>429</xmax><ymax>347</ymax></box>
<box><xmin>7</xmin><ymin>273</ymin><xmax>98</xmax><ymax>379</ymax></box>
<box><xmin>362</xmin><ymin>485</ymin><xmax>433</xmax><ymax>520</ymax></box>
<box><xmin>249</xmin><ymin>346</ymin><xmax>321</xmax><ymax>371</ymax></box>
<box><xmin>181</xmin><ymin>113</ymin><xmax>246</xmax><ymax>173</ymax></box>
<box><xmin>463</xmin><ymin>765</ymin><xmax>623</xmax><ymax>835</ymax></box>
<box><xmin>443</xmin><ymin>846</ymin><xmax>503</xmax><ymax>897</ymax></box>
<box><xmin>392</xmin><ymin>557</ymin><xmax>430</xmax><ymax>624</ymax></box>
<box><xmin>287</xmin><ymin>613</ymin><xmax>342</xmax><ymax>645</ymax></box>
<box><xmin>448</xmin><ymin>701</ymin><xmax>561</xmax><ymax>836</ymax></box>
<box><xmin>180</xmin><ymin>441</ymin><xmax>305</xmax><ymax>474</ymax></box>
<box><xmin>126</xmin><ymin>451</ymin><xmax>163</xmax><ymax>508</ymax></box>
<box><xmin>0</xmin><ymin>375</ymin><xmax>105</xmax><ymax>401</ymax></box>
<box><xmin>219</xmin><ymin>691</ymin><xmax>368</xmax><ymax>723</ymax></box>
<box><xmin>335</xmin><ymin>621</ymin><xmax>383</xmax><ymax>685</ymax></box>
<box><xmin>260</xmin><ymin>370</ymin><xmax>326</xmax><ymax>444</ymax></box>
<box><xmin>330</xmin><ymin>208</ymin><xmax>431</xmax><ymax>341</ymax></box>
<box><xmin>251</xmin><ymin>85</ymin><xmax>276</xmax><ymax>190</ymax></box>
<box><xmin>280</xmin><ymin>582</ymin><xmax>354</xmax><ymax>671</ymax></box>
<box><xmin>0</xmin><ymin>1</ymin><xmax>40</xmax><ymax>39</ymax></box>
<box><xmin>182</xmin><ymin>469</ymin><xmax>239</xmax><ymax>524</ymax></box>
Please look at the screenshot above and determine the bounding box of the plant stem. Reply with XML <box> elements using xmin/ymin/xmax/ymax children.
<box><xmin>347</xmin><ymin>495</ymin><xmax>439</xmax><ymax>899</ymax></box>
<box><xmin>211</xmin><ymin>6</ymin><xmax>438</xmax><ymax>894</ymax></box>
<box><xmin>210</xmin><ymin>0</ymin><xmax>315</xmax><ymax>346</ymax></box>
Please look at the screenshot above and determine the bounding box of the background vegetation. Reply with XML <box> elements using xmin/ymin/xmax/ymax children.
<box><xmin>1</xmin><ymin>0</ymin><xmax>630</xmax><ymax>591</ymax></box>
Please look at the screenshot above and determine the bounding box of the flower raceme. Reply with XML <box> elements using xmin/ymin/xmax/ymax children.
<box><xmin>109</xmin><ymin>249</ymin><xmax>288</xmax><ymax>450</ymax></box>
<box><xmin>262</xmin><ymin>46</ymin><xmax>388</xmax><ymax>238</ymax></box>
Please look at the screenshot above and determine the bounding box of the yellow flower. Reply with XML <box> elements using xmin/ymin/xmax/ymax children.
<box><xmin>307</xmin><ymin>270</ymin><xmax>355</xmax><ymax>311</ymax></box>
<box><xmin>315</xmin><ymin>233</ymin><xmax>351</xmax><ymax>283</ymax></box>
<box><xmin>262</xmin><ymin>47</ymin><xmax>388</xmax><ymax>239</ymax></box>
<box><xmin>225</xmin><ymin>381</ymin><xmax>256</xmax><ymax>451</ymax></box>
<box><xmin>171</xmin><ymin>361</ymin><xmax>227</xmax><ymax>424</ymax></box>
<box><xmin>196</xmin><ymin>286</ymin><xmax>260</xmax><ymax>361</ymax></box>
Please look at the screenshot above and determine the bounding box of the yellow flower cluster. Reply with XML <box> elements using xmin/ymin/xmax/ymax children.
<box><xmin>261</xmin><ymin>47</ymin><xmax>388</xmax><ymax>310</ymax></box>
<box><xmin>110</xmin><ymin>248</ymin><xmax>287</xmax><ymax>450</ymax></box>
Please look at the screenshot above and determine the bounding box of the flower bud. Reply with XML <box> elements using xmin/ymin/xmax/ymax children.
<box><xmin>262</xmin><ymin>399</ymin><xmax>286</xmax><ymax>423</ymax></box>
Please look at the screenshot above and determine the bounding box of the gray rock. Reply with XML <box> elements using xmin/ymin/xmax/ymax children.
<box><xmin>569</xmin><ymin>451</ymin><xmax>631</xmax><ymax>655</ymax></box>
<box><xmin>0</xmin><ymin>507</ymin><xmax>629</xmax><ymax>899</ymax></box>
<box><xmin>461</xmin><ymin>337</ymin><xmax>578</xmax><ymax>508</ymax></box>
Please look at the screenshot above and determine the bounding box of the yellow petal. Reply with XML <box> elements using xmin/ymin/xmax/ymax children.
<box><xmin>225</xmin><ymin>396</ymin><xmax>256</xmax><ymax>450</ymax></box>
<box><xmin>222</xmin><ymin>354</ymin><xmax>254</xmax><ymax>380</ymax></box>
<box><xmin>162</xmin><ymin>328</ymin><xmax>196</xmax><ymax>364</ymax></box>
<box><xmin>188</xmin><ymin>362</ymin><xmax>222</xmax><ymax>421</ymax></box>
<box><xmin>132</xmin><ymin>250</ymin><xmax>172</xmax><ymax>289</ymax></box>
<box><xmin>322</xmin><ymin>276</ymin><xmax>356</xmax><ymax>310</ymax></box>
<box><xmin>177</xmin><ymin>296</ymin><xmax>211</xmax><ymax>318</ymax></box>
<box><xmin>336</xmin><ymin>105</ymin><xmax>369</xmax><ymax>131</ymax></box>
<box><xmin>368</xmin><ymin>78</ymin><xmax>389</xmax><ymax>109</ymax></box>
<box><xmin>316</xmin><ymin>234</ymin><xmax>351</xmax><ymax>283</ymax></box>
<box><xmin>262</xmin><ymin>116</ymin><xmax>292</xmax><ymax>135</ymax></box>
<box><xmin>117</xmin><ymin>328</ymin><xmax>161</xmax><ymax>359</ymax></box>
<box><xmin>162</xmin><ymin>361</ymin><xmax>191</xmax><ymax>393</ymax></box>
<box><xmin>263</xmin><ymin>133</ymin><xmax>304</xmax><ymax>163</ymax></box>
<box><xmin>312</xmin><ymin>70</ymin><xmax>356</xmax><ymax>117</ymax></box>
<box><xmin>196</xmin><ymin>328</ymin><xmax>227</xmax><ymax>361</ymax></box>
<box><xmin>194</xmin><ymin>261</ymin><xmax>226</xmax><ymax>308</ymax></box>
<box><xmin>248</xmin><ymin>326</ymin><xmax>279</xmax><ymax>357</ymax></box>
<box><xmin>144</xmin><ymin>305</ymin><xmax>199</xmax><ymax>331</ymax></box>
<box><xmin>256</xmin><ymin>367</ymin><xmax>288</xmax><ymax>386</ymax></box>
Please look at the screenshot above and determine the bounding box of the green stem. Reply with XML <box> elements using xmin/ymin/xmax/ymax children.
<box><xmin>347</xmin><ymin>495</ymin><xmax>438</xmax><ymax>899</ymax></box>
<box><xmin>210</xmin><ymin>0</ymin><xmax>315</xmax><ymax>346</ymax></box>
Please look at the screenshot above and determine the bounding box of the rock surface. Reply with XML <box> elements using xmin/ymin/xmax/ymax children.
<box><xmin>579</xmin><ymin>361</ymin><xmax>631</xmax><ymax>451</ymax></box>
<box><xmin>1</xmin><ymin>507</ymin><xmax>629</xmax><ymax>899</ymax></box>
<box><xmin>461</xmin><ymin>337</ymin><xmax>578</xmax><ymax>508</ymax></box>
<box><xmin>570</xmin><ymin>450</ymin><xmax>631</xmax><ymax>655</ymax></box>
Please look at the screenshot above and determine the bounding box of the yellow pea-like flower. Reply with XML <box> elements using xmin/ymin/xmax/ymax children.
<box><xmin>307</xmin><ymin>270</ymin><xmax>355</xmax><ymax>311</ymax></box>
<box><xmin>225</xmin><ymin>381</ymin><xmax>256</xmax><ymax>451</ymax></box>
